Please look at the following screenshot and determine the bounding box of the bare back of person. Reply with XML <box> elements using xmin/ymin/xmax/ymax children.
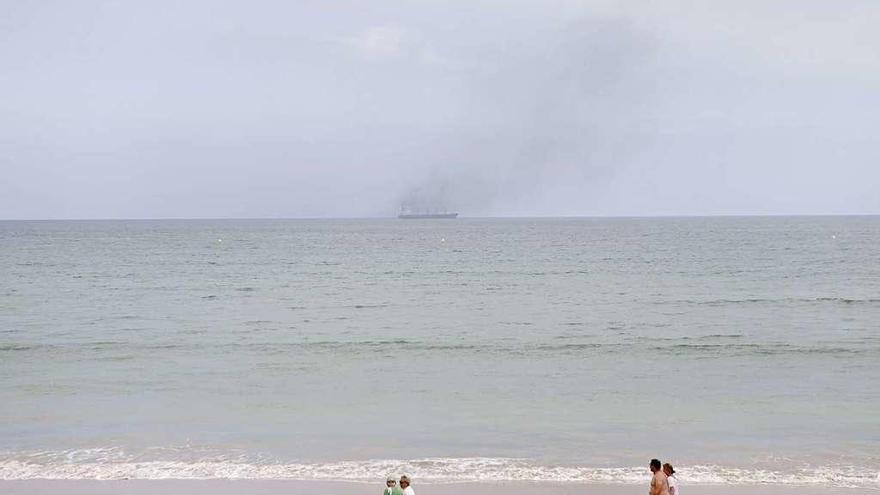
<box><xmin>650</xmin><ymin>469</ymin><xmax>669</xmax><ymax>495</ymax></box>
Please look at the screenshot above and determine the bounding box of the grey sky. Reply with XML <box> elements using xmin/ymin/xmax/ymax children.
<box><xmin>1</xmin><ymin>0</ymin><xmax>878</xmax><ymax>219</ymax></box>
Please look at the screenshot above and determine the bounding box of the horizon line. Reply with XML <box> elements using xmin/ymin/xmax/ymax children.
<box><xmin>1</xmin><ymin>213</ymin><xmax>879</xmax><ymax>222</ymax></box>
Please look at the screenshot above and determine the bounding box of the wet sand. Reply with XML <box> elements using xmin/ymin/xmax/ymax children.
<box><xmin>0</xmin><ymin>480</ymin><xmax>869</xmax><ymax>495</ymax></box>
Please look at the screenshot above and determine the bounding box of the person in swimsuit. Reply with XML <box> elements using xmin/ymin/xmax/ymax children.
<box><xmin>649</xmin><ymin>458</ymin><xmax>669</xmax><ymax>495</ymax></box>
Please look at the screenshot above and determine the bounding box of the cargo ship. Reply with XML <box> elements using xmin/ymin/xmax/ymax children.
<box><xmin>398</xmin><ymin>204</ymin><xmax>458</xmax><ymax>219</ymax></box>
<box><xmin>398</xmin><ymin>211</ymin><xmax>459</xmax><ymax>219</ymax></box>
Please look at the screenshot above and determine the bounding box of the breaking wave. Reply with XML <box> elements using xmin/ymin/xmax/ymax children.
<box><xmin>0</xmin><ymin>452</ymin><xmax>877</xmax><ymax>489</ymax></box>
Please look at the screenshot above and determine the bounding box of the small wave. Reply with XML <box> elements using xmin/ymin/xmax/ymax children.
<box><xmin>535</xmin><ymin>343</ymin><xmax>606</xmax><ymax>351</ymax></box>
<box><xmin>88</xmin><ymin>341</ymin><xmax>127</xmax><ymax>347</ymax></box>
<box><xmin>420</xmin><ymin>344</ymin><xmax>480</xmax><ymax>351</ymax></box>
<box><xmin>657</xmin><ymin>343</ymin><xmax>869</xmax><ymax>356</ymax></box>
<box><xmin>0</xmin><ymin>455</ymin><xmax>877</xmax><ymax>488</ymax></box>
<box><xmin>0</xmin><ymin>344</ymin><xmax>35</xmax><ymax>352</ymax></box>
<box><xmin>2</xmin><ymin>340</ymin><xmax>874</xmax><ymax>358</ymax></box>
<box><xmin>293</xmin><ymin>339</ymin><xmax>412</xmax><ymax>350</ymax></box>
<box><xmin>813</xmin><ymin>297</ymin><xmax>880</xmax><ymax>304</ymax></box>
<box><xmin>680</xmin><ymin>297</ymin><xmax>880</xmax><ymax>306</ymax></box>
<box><xmin>143</xmin><ymin>344</ymin><xmax>182</xmax><ymax>350</ymax></box>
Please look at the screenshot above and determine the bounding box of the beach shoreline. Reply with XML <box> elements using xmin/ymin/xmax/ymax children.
<box><xmin>0</xmin><ymin>480</ymin><xmax>873</xmax><ymax>495</ymax></box>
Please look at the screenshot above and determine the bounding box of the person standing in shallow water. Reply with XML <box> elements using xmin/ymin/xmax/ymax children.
<box><xmin>399</xmin><ymin>474</ymin><xmax>415</xmax><ymax>495</ymax></box>
<box><xmin>383</xmin><ymin>475</ymin><xmax>403</xmax><ymax>495</ymax></box>
<box><xmin>663</xmin><ymin>463</ymin><xmax>679</xmax><ymax>495</ymax></box>
<box><xmin>649</xmin><ymin>459</ymin><xmax>669</xmax><ymax>495</ymax></box>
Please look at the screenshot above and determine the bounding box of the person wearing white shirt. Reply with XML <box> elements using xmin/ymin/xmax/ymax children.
<box><xmin>663</xmin><ymin>463</ymin><xmax>680</xmax><ymax>495</ymax></box>
<box><xmin>399</xmin><ymin>474</ymin><xmax>415</xmax><ymax>495</ymax></box>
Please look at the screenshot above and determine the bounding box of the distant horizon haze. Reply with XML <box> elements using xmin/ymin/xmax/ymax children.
<box><xmin>2</xmin><ymin>0</ymin><xmax>879</xmax><ymax>219</ymax></box>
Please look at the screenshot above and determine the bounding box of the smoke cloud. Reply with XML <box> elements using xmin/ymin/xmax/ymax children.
<box><xmin>1</xmin><ymin>0</ymin><xmax>878</xmax><ymax>218</ymax></box>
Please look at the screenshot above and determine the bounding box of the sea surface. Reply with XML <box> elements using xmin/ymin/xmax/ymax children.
<box><xmin>1</xmin><ymin>217</ymin><xmax>878</xmax><ymax>488</ymax></box>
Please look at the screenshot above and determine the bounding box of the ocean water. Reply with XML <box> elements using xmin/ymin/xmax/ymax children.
<box><xmin>1</xmin><ymin>217</ymin><xmax>878</xmax><ymax>488</ymax></box>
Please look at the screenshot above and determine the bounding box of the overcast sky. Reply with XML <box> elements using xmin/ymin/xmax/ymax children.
<box><xmin>1</xmin><ymin>0</ymin><xmax>878</xmax><ymax>219</ymax></box>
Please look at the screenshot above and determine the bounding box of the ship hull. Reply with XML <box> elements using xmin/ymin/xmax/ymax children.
<box><xmin>398</xmin><ymin>213</ymin><xmax>458</xmax><ymax>219</ymax></box>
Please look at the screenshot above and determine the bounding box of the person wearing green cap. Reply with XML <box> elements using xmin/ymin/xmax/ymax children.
<box><xmin>383</xmin><ymin>475</ymin><xmax>404</xmax><ymax>495</ymax></box>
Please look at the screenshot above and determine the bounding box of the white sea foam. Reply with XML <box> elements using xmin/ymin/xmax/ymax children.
<box><xmin>0</xmin><ymin>453</ymin><xmax>877</xmax><ymax>489</ymax></box>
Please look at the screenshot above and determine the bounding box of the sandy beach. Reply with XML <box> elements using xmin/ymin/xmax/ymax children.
<box><xmin>0</xmin><ymin>481</ymin><xmax>871</xmax><ymax>495</ymax></box>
